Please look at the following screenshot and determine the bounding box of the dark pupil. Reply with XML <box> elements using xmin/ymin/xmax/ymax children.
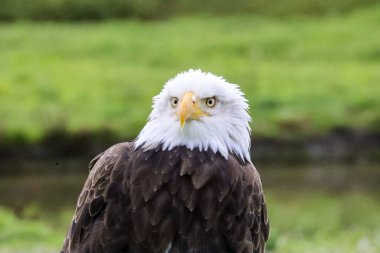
<box><xmin>173</xmin><ymin>99</ymin><xmax>177</xmax><ymax>104</ymax></box>
<box><xmin>208</xmin><ymin>99</ymin><xmax>212</xmax><ymax>104</ymax></box>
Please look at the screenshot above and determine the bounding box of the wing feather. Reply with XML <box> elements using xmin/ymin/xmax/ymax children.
<box><xmin>62</xmin><ymin>142</ymin><xmax>133</xmax><ymax>253</ymax></box>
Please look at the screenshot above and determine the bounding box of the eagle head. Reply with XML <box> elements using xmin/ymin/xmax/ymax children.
<box><xmin>135</xmin><ymin>69</ymin><xmax>252</xmax><ymax>162</ymax></box>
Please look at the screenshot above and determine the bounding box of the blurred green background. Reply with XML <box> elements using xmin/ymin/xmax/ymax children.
<box><xmin>0</xmin><ymin>0</ymin><xmax>379</xmax><ymax>253</ymax></box>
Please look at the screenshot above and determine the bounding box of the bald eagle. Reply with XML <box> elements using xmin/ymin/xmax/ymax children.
<box><xmin>62</xmin><ymin>69</ymin><xmax>269</xmax><ymax>253</ymax></box>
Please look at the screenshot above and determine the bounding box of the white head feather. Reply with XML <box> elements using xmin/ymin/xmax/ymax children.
<box><xmin>135</xmin><ymin>69</ymin><xmax>252</xmax><ymax>162</ymax></box>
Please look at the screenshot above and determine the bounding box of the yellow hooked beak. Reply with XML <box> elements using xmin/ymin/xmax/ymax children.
<box><xmin>179</xmin><ymin>92</ymin><xmax>208</xmax><ymax>128</ymax></box>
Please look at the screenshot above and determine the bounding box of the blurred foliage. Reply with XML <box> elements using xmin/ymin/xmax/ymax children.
<box><xmin>0</xmin><ymin>0</ymin><xmax>380</xmax><ymax>20</ymax></box>
<box><xmin>0</xmin><ymin>207</ymin><xmax>64</xmax><ymax>252</ymax></box>
<box><xmin>0</xmin><ymin>191</ymin><xmax>379</xmax><ymax>253</ymax></box>
<box><xmin>266</xmin><ymin>191</ymin><xmax>380</xmax><ymax>253</ymax></box>
<box><xmin>0</xmin><ymin>5</ymin><xmax>379</xmax><ymax>142</ymax></box>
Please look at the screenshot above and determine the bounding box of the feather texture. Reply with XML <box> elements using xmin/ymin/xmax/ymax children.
<box><xmin>62</xmin><ymin>142</ymin><xmax>269</xmax><ymax>253</ymax></box>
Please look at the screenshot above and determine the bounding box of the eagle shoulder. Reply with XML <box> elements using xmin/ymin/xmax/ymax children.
<box><xmin>62</xmin><ymin>141</ymin><xmax>133</xmax><ymax>253</ymax></box>
<box><xmin>245</xmin><ymin>163</ymin><xmax>270</xmax><ymax>253</ymax></box>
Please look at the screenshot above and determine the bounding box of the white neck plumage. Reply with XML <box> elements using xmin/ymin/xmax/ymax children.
<box><xmin>135</xmin><ymin>114</ymin><xmax>252</xmax><ymax>163</ymax></box>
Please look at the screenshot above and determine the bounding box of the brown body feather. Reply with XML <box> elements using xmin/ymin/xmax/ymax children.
<box><xmin>62</xmin><ymin>141</ymin><xmax>269</xmax><ymax>253</ymax></box>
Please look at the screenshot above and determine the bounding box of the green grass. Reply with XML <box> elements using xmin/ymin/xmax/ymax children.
<box><xmin>0</xmin><ymin>207</ymin><xmax>66</xmax><ymax>253</ymax></box>
<box><xmin>266</xmin><ymin>191</ymin><xmax>380</xmax><ymax>253</ymax></box>
<box><xmin>0</xmin><ymin>191</ymin><xmax>379</xmax><ymax>253</ymax></box>
<box><xmin>0</xmin><ymin>6</ymin><xmax>380</xmax><ymax>142</ymax></box>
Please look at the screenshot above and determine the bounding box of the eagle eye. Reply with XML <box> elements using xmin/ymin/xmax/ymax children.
<box><xmin>170</xmin><ymin>97</ymin><xmax>179</xmax><ymax>107</ymax></box>
<box><xmin>205</xmin><ymin>97</ymin><xmax>216</xmax><ymax>108</ymax></box>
